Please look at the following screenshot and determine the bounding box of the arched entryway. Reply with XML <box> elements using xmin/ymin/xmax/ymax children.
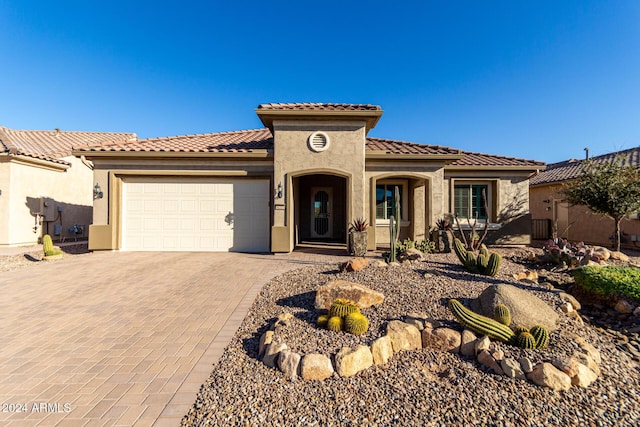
<box><xmin>293</xmin><ymin>174</ymin><xmax>348</xmax><ymax>245</ymax></box>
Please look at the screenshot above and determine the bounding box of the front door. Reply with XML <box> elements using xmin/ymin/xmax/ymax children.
<box><xmin>310</xmin><ymin>187</ymin><xmax>332</xmax><ymax>238</ymax></box>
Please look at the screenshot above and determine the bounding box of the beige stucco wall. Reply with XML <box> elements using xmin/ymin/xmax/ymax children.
<box><xmin>0</xmin><ymin>155</ymin><xmax>93</xmax><ymax>247</ymax></box>
<box><xmin>0</xmin><ymin>160</ymin><xmax>10</xmax><ymax>245</ymax></box>
<box><xmin>365</xmin><ymin>161</ymin><xmax>445</xmax><ymax>248</ymax></box>
<box><xmin>530</xmin><ymin>183</ymin><xmax>640</xmax><ymax>249</ymax></box>
<box><xmin>271</xmin><ymin>120</ymin><xmax>367</xmax><ymax>252</ymax></box>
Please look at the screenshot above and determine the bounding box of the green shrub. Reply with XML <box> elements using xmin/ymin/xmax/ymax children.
<box><xmin>573</xmin><ymin>266</ymin><xmax>640</xmax><ymax>301</ymax></box>
<box><xmin>415</xmin><ymin>239</ymin><xmax>436</xmax><ymax>254</ymax></box>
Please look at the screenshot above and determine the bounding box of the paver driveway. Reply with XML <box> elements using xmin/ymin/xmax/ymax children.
<box><xmin>0</xmin><ymin>249</ymin><xmax>348</xmax><ymax>426</ymax></box>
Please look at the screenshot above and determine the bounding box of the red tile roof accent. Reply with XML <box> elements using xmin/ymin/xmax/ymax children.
<box><xmin>75</xmin><ymin>128</ymin><xmax>273</xmax><ymax>153</ymax></box>
<box><xmin>0</xmin><ymin>126</ymin><xmax>136</xmax><ymax>164</ymax></box>
<box><xmin>257</xmin><ymin>103</ymin><xmax>381</xmax><ymax>111</ymax></box>
<box><xmin>530</xmin><ymin>146</ymin><xmax>640</xmax><ymax>186</ymax></box>
<box><xmin>365</xmin><ymin>137</ymin><xmax>461</xmax><ymax>155</ymax></box>
<box><xmin>450</xmin><ymin>150</ymin><xmax>545</xmax><ymax>168</ymax></box>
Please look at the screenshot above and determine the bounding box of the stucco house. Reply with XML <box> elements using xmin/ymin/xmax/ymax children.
<box><xmin>530</xmin><ymin>146</ymin><xmax>640</xmax><ymax>249</ymax></box>
<box><xmin>73</xmin><ymin>103</ymin><xmax>545</xmax><ymax>253</ymax></box>
<box><xmin>0</xmin><ymin>126</ymin><xmax>136</xmax><ymax>247</ymax></box>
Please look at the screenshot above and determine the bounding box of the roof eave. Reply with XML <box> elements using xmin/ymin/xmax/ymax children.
<box><xmin>0</xmin><ymin>153</ymin><xmax>70</xmax><ymax>171</ymax></box>
<box><xmin>445</xmin><ymin>165</ymin><xmax>546</xmax><ymax>172</ymax></box>
<box><xmin>72</xmin><ymin>149</ymin><xmax>273</xmax><ymax>159</ymax></box>
<box><xmin>366</xmin><ymin>152</ymin><xmax>464</xmax><ymax>161</ymax></box>
<box><xmin>256</xmin><ymin>109</ymin><xmax>383</xmax><ymax>134</ymax></box>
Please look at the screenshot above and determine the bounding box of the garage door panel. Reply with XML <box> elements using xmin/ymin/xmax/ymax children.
<box><xmin>123</xmin><ymin>179</ymin><xmax>269</xmax><ymax>252</ymax></box>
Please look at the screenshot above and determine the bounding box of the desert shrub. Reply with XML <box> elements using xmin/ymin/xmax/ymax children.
<box><xmin>573</xmin><ymin>266</ymin><xmax>640</xmax><ymax>301</ymax></box>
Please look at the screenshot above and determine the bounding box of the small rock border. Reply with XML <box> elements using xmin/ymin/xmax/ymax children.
<box><xmin>258</xmin><ymin>311</ymin><xmax>602</xmax><ymax>391</ymax></box>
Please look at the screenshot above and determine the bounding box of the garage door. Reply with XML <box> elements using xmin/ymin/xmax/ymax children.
<box><xmin>122</xmin><ymin>178</ymin><xmax>270</xmax><ymax>252</ymax></box>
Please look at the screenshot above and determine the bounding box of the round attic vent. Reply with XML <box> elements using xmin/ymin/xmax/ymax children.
<box><xmin>308</xmin><ymin>132</ymin><xmax>330</xmax><ymax>152</ymax></box>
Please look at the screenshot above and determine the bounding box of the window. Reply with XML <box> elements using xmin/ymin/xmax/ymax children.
<box><xmin>454</xmin><ymin>184</ymin><xmax>488</xmax><ymax>220</ymax></box>
<box><xmin>376</xmin><ymin>184</ymin><xmax>403</xmax><ymax>220</ymax></box>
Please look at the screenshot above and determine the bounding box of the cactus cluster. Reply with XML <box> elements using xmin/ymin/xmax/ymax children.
<box><xmin>453</xmin><ymin>239</ymin><xmax>502</xmax><ymax>276</ymax></box>
<box><xmin>448</xmin><ymin>299</ymin><xmax>550</xmax><ymax>350</ymax></box>
<box><xmin>317</xmin><ymin>299</ymin><xmax>369</xmax><ymax>335</ymax></box>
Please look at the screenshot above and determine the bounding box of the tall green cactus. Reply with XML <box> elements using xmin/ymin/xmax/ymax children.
<box><xmin>448</xmin><ymin>299</ymin><xmax>515</xmax><ymax>343</ymax></box>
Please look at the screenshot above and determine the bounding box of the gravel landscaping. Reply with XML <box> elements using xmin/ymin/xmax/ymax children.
<box><xmin>183</xmin><ymin>249</ymin><xmax>640</xmax><ymax>426</ymax></box>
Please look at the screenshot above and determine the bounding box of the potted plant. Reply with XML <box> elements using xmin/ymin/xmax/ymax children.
<box><xmin>348</xmin><ymin>218</ymin><xmax>368</xmax><ymax>257</ymax></box>
<box><xmin>433</xmin><ymin>216</ymin><xmax>453</xmax><ymax>253</ymax></box>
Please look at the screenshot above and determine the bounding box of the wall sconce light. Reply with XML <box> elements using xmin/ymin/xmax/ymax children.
<box><xmin>543</xmin><ymin>199</ymin><xmax>551</xmax><ymax>204</ymax></box>
<box><xmin>93</xmin><ymin>183</ymin><xmax>104</xmax><ymax>200</ymax></box>
<box><xmin>276</xmin><ymin>182</ymin><xmax>283</xmax><ymax>199</ymax></box>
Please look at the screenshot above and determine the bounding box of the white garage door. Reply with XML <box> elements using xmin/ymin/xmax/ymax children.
<box><xmin>122</xmin><ymin>178</ymin><xmax>270</xmax><ymax>252</ymax></box>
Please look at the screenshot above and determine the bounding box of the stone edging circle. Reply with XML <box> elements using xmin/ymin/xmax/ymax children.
<box><xmin>258</xmin><ymin>312</ymin><xmax>602</xmax><ymax>391</ymax></box>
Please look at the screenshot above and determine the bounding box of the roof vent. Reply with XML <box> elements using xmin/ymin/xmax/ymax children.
<box><xmin>308</xmin><ymin>131</ymin><xmax>330</xmax><ymax>152</ymax></box>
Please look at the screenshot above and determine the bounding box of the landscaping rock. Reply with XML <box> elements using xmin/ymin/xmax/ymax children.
<box><xmin>423</xmin><ymin>318</ymin><xmax>443</xmax><ymax>330</ymax></box>
<box><xmin>551</xmin><ymin>356</ymin><xmax>581</xmax><ymax>377</ymax></box>
<box><xmin>568</xmin><ymin>310</ymin><xmax>585</xmax><ymax>326</ymax></box>
<box><xmin>559</xmin><ymin>292</ymin><xmax>581</xmax><ymax>311</ymax></box>
<box><xmin>386</xmin><ymin>320</ymin><xmax>421</xmax><ymax>352</ymax></box>
<box><xmin>574</xmin><ymin>337</ymin><xmax>602</xmax><ymax>364</ymax></box>
<box><xmin>593</xmin><ymin>246</ymin><xmax>611</xmax><ymax>261</ymax></box>
<box><xmin>614</xmin><ymin>299</ymin><xmax>635</xmax><ymax>314</ymax></box>
<box><xmin>518</xmin><ymin>357</ymin><xmax>534</xmax><ymax>374</ymax></box>
<box><xmin>263</xmin><ymin>342</ymin><xmax>288</xmax><ymax>368</ymax></box>
<box><xmin>610</xmin><ymin>251</ymin><xmax>630</xmax><ymax>262</ymax></box>
<box><xmin>477</xmin><ymin>350</ymin><xmax>503</xmax><ymax>375</ymax></box>
<box><xmin>501</xmin><ymin>358</ymin><xmax>526</xmax><ymax>380</ymax></box>
<box><xmin>272</xmin><ymin>312</ymin><xmax>293</xmax><ymax>330</ymax></box>
<box><xmin>315</xmin><ymin>280</ymin><xmax>384</xmax><ymax>310</ymax></box>
<box><xmin>335</xmin><ymin>345</ymin><xmax>373</xmax><ymax>377</ymax></box>
<box><xmin>340</xmin><ymin>258</ymin><xmax>369</xmax><ymax>272</ymax></box>
<box><xmin>460</xmin><ymin>329</ymin><xmax>477</xmax><ymax>357</ymax></box>
<box><xmin>370</xmin><ymin>335</ymin><xmax>393</xmax><ymax>365</ymax></box>
<box><xmin>560</xmin><ymin>302</ymin><xmax>574</xmax><ymax>314</ymax></box>
<box><xmin>573</xmin><ymin>352</ymin><xmax>601</xmax><ymax>376</ymax></box>
<box><xmin>527</xmin><ymin>363</ymin><xmax>572</xmax><ymax>391</ymax></box>
<box><xmin>421</xmin><ymin>327</ymin><xmax>461</xmax><ymax>353</ymax></box>
<box><xmin>278</xmin><ymin>349</ymin><xmax>301</xmax><ymax>380</ymax></box>
<box><xmin>634</xmin><ymin>306</ymin><xmax>640</xmax><ymax>317</ymax></box>
<box><xmin>475</xmin><ymin>336</ymin><xmax>491</xmax><ymax>355</ymax></box>
<box><xmin>258</xmin><ymin>331</ymin><xmax>274</xmax><ymax>357</ymax></box>
<box><xmin>571</xmin><ymin>363</ymin><xmax>598</xmax><ymax>388</ymax></box>
<box><xmin>474</xmin><ymin>284</ymin><xmax>559</xmax><ymax>331</ymax></box>
<box><xmin>404</xmin><ymin>312</ymin><xmax>427</xmax><ymax>330</ymax></box>
<box><xmin>300</xmin><ymin>353</ymin><xmax>334</xmax><ymax>381</ymax></box>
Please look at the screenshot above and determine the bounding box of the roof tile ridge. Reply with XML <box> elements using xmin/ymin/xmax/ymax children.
<box><xmin>458</xmin><ymin>149</ymin><xmax>545</xmax><ymax>164</ymax></box>
<box><xmin>366</xmin><ymin>136</ymin><xmax>459</xmax><ymax>151</ymax></box>
<box><xmin>141</xmin><ymin>127</ymin><xmax>272</xmax><ymax>142</ymax></box>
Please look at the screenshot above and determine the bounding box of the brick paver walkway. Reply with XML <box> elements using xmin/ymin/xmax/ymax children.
<box><xmin>0</xmin><ymin>249</ymin><xmax>349</xmax><ymax>426</ymax></box>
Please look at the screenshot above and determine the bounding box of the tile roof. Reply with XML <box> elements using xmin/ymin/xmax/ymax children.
<box><xmin>529</xmin><ymin>146</ymin><xmax>640</xmax><ymax>185</ymax></box>
<box><xmin>365</xmin><ymin>137</ymin><xmax>461</xmax><ymax>156</ymax></box>
<box><xmin>450</xmin><ymin>150</ymin><xmax>546</xmax><ymax>168</ymax></box>
<box><xmin>0</xmin><ymin>126</ymin><xmax>136</xmax><ymax>165</ymax></box>
<box><xmin>74</xmin><ymin>128</ymin><xmax>273</xmax><ymax>154</ymax></box>
<box><xmin>530</xmin><ymin>146</ymin><xmax>640</xmax><ymax>186</ymax></box>
<box><xmin>75</xmin><ymin>127</ymin><xmax>544</xmax><ymax>169</ymax></box>
<box><xmin>257</xmin><ymin>103</ymin><xmax>381</xmax><ymax>111</ymax></box>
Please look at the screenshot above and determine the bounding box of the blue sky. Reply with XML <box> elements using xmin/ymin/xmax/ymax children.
<box><xmin>1</xmin><ymin>1</ymin><xmax>639</xmax><ymax>163</ymax></box>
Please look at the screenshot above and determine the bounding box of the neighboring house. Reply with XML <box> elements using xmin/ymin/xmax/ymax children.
<box><xmin>530</xmin><ymin>146</ymin><xmax>640</xmax><ymax>249</ymax></box>
<box><xmin>73</xmin><ymin>103</ymin><xmax>545</xmax><ymax>253</ymax></box>
<box><xmin>0</xmin><ymin>126</ymin><xmax>137</xmax><ymax>247</ymax></box>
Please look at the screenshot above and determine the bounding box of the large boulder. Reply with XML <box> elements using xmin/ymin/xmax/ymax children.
<box><xmin>473</xmin><ymin>284</ymin><xmax>559</xmax><ymax>331</ymax></box>
<box><xmin>527</xmin><ymin>363</ymin><xmax>572</xmax><ymax>391</ymax></box>
<box><xmin>315</xmin><ymin>280</ymin><xmax>384</xmax><ymax>310</ymax></box>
